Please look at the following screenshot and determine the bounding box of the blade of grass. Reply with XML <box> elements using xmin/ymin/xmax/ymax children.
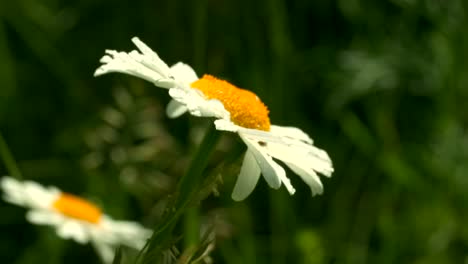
<box><xmin>139</xmin><ymin>125</ymin><xmax>221</xmax><ymax>264</ymax></box>
<box><xmin>0</xmin><ymin>131</ymin><xmax>22</xmax><ymax>178</ymax></box>
<box><xmin>0</xmin><ymin>20</ymin><xmax>16</xmax><ymax>123</ymax></box>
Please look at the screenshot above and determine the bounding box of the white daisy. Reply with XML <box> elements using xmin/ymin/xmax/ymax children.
<box><xmin>0</xmin><ymin>176</ymin><xmax>151</xmax><ymax>263</ymax></box>
<box><xmin>95</xmin><ymin>37</ymin><xmax>334</xmax><ymax>201</ymax></box>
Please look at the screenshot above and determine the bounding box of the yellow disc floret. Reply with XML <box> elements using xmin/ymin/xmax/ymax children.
<box><xmin>190</xmin><ymin>74</ymin><xmax>271</xmax><ymax>131</ymax></box>
<box><xmin>52</xmin><ymin>193</ymin><xmax>102</xmax><ymax>224</ymax></box>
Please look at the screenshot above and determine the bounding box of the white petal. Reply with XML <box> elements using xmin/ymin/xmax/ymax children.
<box><xmin>270</xmin><ymin>125</ymin><xmax>313</xmax><ymax>144</ymax></box>
<box><xmin>1</xmin><ymin>176</ymin><xmax>59</xmax><ymax>209</ymax></box>
<box><xmin>168</xmin><ymin>87</ymin><xmax>229</xmax><ymax>119</ymax></box>
<box><xmin>284</xmin><ymin>162</ymin><xmax>323</xmax><ymax>196</ymax></box>
<box><xmin>239</xmin><ymin>135</ymin><xmax>282</xmax><ymax>189</ymax></box>
<box><xmin>275</xmin><ymin>172</ymin><xmax>296</xmax><ymax>195</ymax></box>
<box><xmin>170</xmin><ymin>62</ymin><xmax>198</xmax><ymax>83</ymax></box>
<box><xmin>94</xmin><ymin>38</ymin><xmax>176</xmax><ymax>89</ymax></box>
<box><xmin>166</xmin><ymin>99</ymin><xmax>188</xmax><ymax>118</ymax></box>
<box><xmin>24</xmin><ymin>183</ymin><xmax>59</xmax><ymax>209</ymax></box>
<box><xmin>100</xmin><ymin>217</ymin><xmax>151</xmax><ymax>249</ymax></box>
<box><xmin>1</xmin><ymin>176</ymin><xmax>28</xmax><ymax>206</ymax></box>
<box><xmin>26</xmin><ymin>210</ymin><xmax>63</xmax><ymax>225</ymax></box>
<box><xmin>214</xmin><ymin>119</ymin><xmax>239</xmax><ymax>133</ymax></box>
<box><xmin>92</xmin><ymin>241</ymin><xmax>115</xmax><ymax>264</ymax></box>
<box><xmin>234</xmin><ymin>126</ymin><xmax>284</xmax><ymax>144</ymax></box>
<box><xmin>240</xmin><ymin>131</ymin><xmax>331</xmax><ymax>195</ymax></box>
<box><xmin>264</xmin><ymin>143</ymin><xmax>326</xmax><ymax>195</ymax></box>
<box><xmin>89</xmin><ymin>224</ymin><xmax>118</xmax><ymax>245</ymax></box>
<box><xmin>245</xmin><ymin>142</ymin><xmax>295</xmax><ymax>195</ymax></box>
<box><xmin>267</xmin><ymin>142</ymin><xmax>333</xmax><ymax>178</ymax></box>
<box><xmin>231</xmin><ymin>151</ymin><xmax>262</xmax><ymax>201</ymax></box>
<box><xmin>57</xmin><ymin>220</ymin><xmax>90</xmax><ymax>244</ymax></box>
<box><xmin>303</xmin><ymin>149</ymin><xmax>334</xmax><ymax>177</ymax></box>
<box><xmin>242</xmin><ymin>126</ymin><xmax>333</xmax><ymax>179</ymax></box>
<box><xmin>130</xmin><ymin>37</ymin><xmax>171</xmax><ymax>79</ymax></box>
<box><xmin>285</xmin><ymin>141</ymin><xmax>333</xmax><ymax>174</ymax></box>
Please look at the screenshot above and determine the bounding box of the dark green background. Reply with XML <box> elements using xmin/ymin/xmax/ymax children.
<box><xmin>0</xmin><ymin>0</ymin><xmax>467</xmax><ymax>263</ymax></box>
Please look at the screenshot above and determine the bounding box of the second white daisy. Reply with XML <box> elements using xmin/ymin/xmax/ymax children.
<box><xmin>1</xmin><ymin>176</ymin><xmax>151</xmax><ymax>263</ymax></box>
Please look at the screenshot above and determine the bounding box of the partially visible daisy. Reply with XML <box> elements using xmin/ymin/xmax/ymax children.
<box><xmin>95</xmin><ymin>37</ymin><xmax>334</xmax><ymax>201</ymax></box>
<box><xmin>1</xmin><ymin>176</ymin><xmax>151</xmax><ymax>263</ymax></box>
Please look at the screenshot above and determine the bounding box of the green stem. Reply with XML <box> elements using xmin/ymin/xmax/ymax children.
<box><xmin>176</xmin><ymin>125</ymin><xmax>220</xmax><ymax>207</ymax></box>
<box><xmin>0</xmin><ymin>131</ymin><xmax>22</xmax><ymax>178</ymax></box>
<box><xmin>184</xmin><ymin>206</ymin><xmax>200</xmax><ymax>248</ymax></box>
<box><xmin>269</xmin><ymin>190</ymin><xmax>291</xmax><ymax>264</ymax></box>
<box><xmin>140</xmin><ymin>124</ymin><xmax>221</xmax><ymax>264</ymax></box>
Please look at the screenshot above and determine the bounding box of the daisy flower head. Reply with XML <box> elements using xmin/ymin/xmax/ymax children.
<box><xmin>1</xmin><ymin>176</ymin><xmax>151</xmax><ymax>263</ymax></box>
<box><xmin>95</xmin><ymin>37</ymin><xmax>334</xmax><ymax>201</ymax></box>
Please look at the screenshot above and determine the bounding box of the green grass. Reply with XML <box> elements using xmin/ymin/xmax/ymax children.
<box><xmin>0</xmin><ymin>0</ymin><xmax>468</xmax><ymax>263</ymax></box>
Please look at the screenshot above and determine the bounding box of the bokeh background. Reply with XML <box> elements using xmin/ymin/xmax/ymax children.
<box><xmin>1</xmin><ymin>0</ymin><xmax>467</xmax><ymax>263</ymax></box>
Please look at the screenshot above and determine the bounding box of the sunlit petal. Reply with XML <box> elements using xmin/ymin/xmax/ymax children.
<box><xmin>232</xmin><ymin>151</ymin><xmax>262</xmax><ymax>201</ymax></box>
<box><xmin>166</xmin><ymin>99</ymin><xmax>188</xmax><ymax>118</ymax></box>
<box><xmin>170</xmin><ymin>62</ymin><xmax>198</xmax><ymax>83</ymax></box>
<box><xmin>240</xmin><ymin>135</ymin><xmax>282</xmax><ymax>189</ymax></box>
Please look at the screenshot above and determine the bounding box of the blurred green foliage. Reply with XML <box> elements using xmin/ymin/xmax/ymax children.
<box><xmin>0</xmin><ymin>0</ymin><xmax>467</xmax><ymax>263</ymax></box>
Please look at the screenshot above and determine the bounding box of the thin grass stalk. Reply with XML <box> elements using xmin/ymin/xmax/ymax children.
<box><xmin>140</xmin><ymin>125</ymin><xmax>221</xmax><ymax>264</ymax></box>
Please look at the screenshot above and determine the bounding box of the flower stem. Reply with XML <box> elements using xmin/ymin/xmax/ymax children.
<box><xmin>140</xmin><ymin>124</ymin><xmax>221</xmax><ymax>263</ymax></box>
<box><xmin>184</xmin><ymin>206</ymin><xmax>200</xmax><ymax>248</ymax></box>
<box><xmin>0</xmin><ymin>131</ymin><xmax>22</xmax><ymax>178</ymax></box>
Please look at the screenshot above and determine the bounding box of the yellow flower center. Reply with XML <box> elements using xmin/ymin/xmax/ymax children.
<box><xmin>190</xmin><ymin>75</ymin><xmax>271</xmax><ymax>131</ymax></box>
<box><xmin>52</xmin><ymin>193</ymin><xmax>102</xmax><ymax>224</ymax></box>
